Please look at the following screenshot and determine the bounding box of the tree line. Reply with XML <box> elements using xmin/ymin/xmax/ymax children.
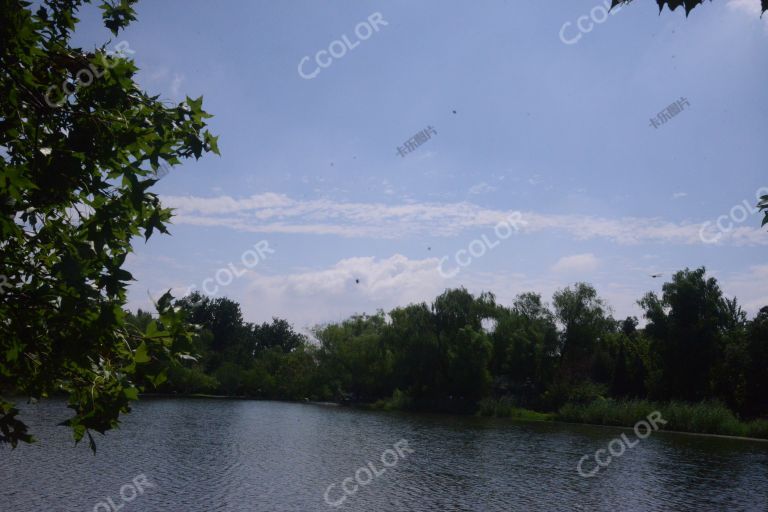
<box><xmin>129</xmin><ymin>267</ymin><xmax>768</xmax><ymax>420</ymax></box>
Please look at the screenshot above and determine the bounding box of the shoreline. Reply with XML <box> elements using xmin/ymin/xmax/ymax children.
<box><xmin>137</xmin><ymin>393</ymin><xmax>768</xmax><ymax>443</ymax></box>
<box><xmin>513</xmin><ymin>415</ymin><xmax>768</xmax><ymax>444</ymax></box>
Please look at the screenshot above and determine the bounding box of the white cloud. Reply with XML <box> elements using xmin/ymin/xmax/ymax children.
<box><xmin>213</xmin><ymin>255</ymin><xmax>652</xmax><ymax>328</ymax></box>
<box><xmin>551</xmin><ymin>253</ymin><xmax>600</xmax><ymax>274</ymax></box>
<box><xmin>528</xmin><ymin>174</ymin><xmax>544</xmax><ymax>186</ymax></box>
<box><xmin>727</xmin><ymin>0</ymin><xmax>768</xmax><ymax>29</ymax></box>
<box><xmin>160</xmin><ymin>192</ymin><xmax>768</xmax><ymax>246</ymax></box>
<box><xmin>127</xmin><ymin>249</ymin><xmax>768</xmax><ymax>330</ymax></box>
<box><xmin>672</xmin><ymin>192</ymin><xmax>688</xmax><ymax>199</ymax></box>
<box><xmin>468</xmin><ymin>182</ymin><xmax>497</xmax><ymax>195</ymax></box>
<box><xmin>728</xmin><ymin>0</ymin><xmax>764</xmax><ymax>17</ymax></box>
<box><xmin>170</xmin><ymin>73</ymin><xmax>184</xmax><ymax>99</ymax></box>
<box><xmin>226</xmin><ymin>255</ymin><xmax>622</xmax><ymax>328</ymax></box>
<box><xmin>237</xmin><ymin>254</ymin><xmax>448</xmax><ymax>328</ymax></box>
<box><xmin>143</xmin><ymin>67</ymin><xmax>186</xmax><ymax>99</ymax></box>
<box><xmin>722</xmin><ymin>264</ymin><xmax>768</xmax><ymax>315</ymax></box>
<box><xmin>147</xmin><ymin>66</ymin><xmax>170</xmax><ymax>81</ymax></box>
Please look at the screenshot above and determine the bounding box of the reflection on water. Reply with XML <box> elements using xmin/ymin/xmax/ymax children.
<box><xmin>2</xmin><ymin>398</ymin><xmax>767</xmax><ymax>511</ymax></box>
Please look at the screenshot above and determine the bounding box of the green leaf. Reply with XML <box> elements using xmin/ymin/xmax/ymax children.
<box><xmin>134</xmin><ymin>342</ymin><xmax>151</xmax><ymax>364</ymax></box>
<box><xmin>123</xmin><ymin>387</ymin><xmax>139</xmax><ymax>400</ymax></box>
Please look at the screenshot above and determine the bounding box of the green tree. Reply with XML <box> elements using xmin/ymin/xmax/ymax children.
<box><xmin>125</xmin><ymin>308</ymin><xmax>154</xmax><ymax>333</ymax></box>
<box><xmin>0</xmin><ymin>0</ymin><xmax>218</xmax><ymax>448</ymax></box>
<box><xmin>608</xmin><ymin>330</ymin><xmax>648</xmax><ymax>398</ymax></box>
<box><xmin>489</xmin><ymin>294</ymin><xmax>558</xmax><ymax>405</ymax></box>
<box><xmin>166</xmin><ymin>363</ymin><xmax>219</xmax><ymax>395</ymax></box>
<box><xmin>314</xmin><ymin>313</ymin><xmax>391</xmax><ymax>402</ymax></box>
<box><xmin>213</xmin><ymin>361</ymin><xmax>245</xmax><ymax>396</ymax></box>
<box><xmin>181</xmin><ymin>296</ymin><xmax>251</xmax><ymax>370</ymax></box>
<box><xmin>432</xmin><ymin>288</ymin><xmax>494</xmax><ymax>335</ymax></box>
<box><xmin>384</xmin><ymin>303</ymin><xmax>441</xmax><ymax>401</ymax></box>
<box><xmin>271</xmin><ymin>345</ymin><xmax>319</xmax><ymax>401</ymax></box>
<box><xmin>743</xmin><ymin>307</ymin><xmax>768</xmax><ymax>416</ymax></box>
<box><xmin>640</xmin><ymin>268</ymin><xmax>735</xmax><ymax>401</ymax></box>
<box><xmin>251</xmin><ymin>318</ymin><xmax>307</xmax><ymax>355</ymax></box>
<box><xmin>552</xmin><ymin>283</ymin><xmax>614</xmax><ymax>378</ymax></box>
<box><xmin>445</xmin><ymin>326</ymin><xmax>492</xmax><ymax>402</ymax></box>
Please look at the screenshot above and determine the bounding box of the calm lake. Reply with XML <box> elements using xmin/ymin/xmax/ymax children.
<box><xmin>2</xmin><ymin>398</ymin><xmax>767</xmax><ymax>511</ymax></box>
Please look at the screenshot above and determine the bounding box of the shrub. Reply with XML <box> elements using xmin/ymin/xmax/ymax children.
<box><xmin>371</xmin><ymin>389</ymin><xmax>414</xmax><ymax>411</ymax></box>
<box><xmin>745</xmin><ymin>419</ymin><xmax>768</xmax><ymax>439</ymax></box>
<box><xmin>167</xmin><ymin>365</ymin><xmax>220</xmax><ymax>395</ymax></box>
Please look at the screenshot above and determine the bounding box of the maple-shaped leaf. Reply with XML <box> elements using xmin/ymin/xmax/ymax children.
<box><xmin>612</xmin><ymin>0</ymin><xmax>767</xmax><ymax>16</ymax></box>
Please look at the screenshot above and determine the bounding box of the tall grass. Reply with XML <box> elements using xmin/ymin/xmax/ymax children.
<box><xmin>377</xmin><ymin>393</ymin><xmax>768</xmax><ymax>439</ymax></box>
<box><xmin>557</xmin><ymin>399</ymin><xmax>768</xmax><ymax>439</ymax></box>
<box><xmin>476</xmin><ymin>398</ymin><xmax>554</xmax><ymax>421</ymax></box>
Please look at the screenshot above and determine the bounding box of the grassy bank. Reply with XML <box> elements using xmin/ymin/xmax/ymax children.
<box><xmin>370</xmin><ymin>390</ymin><xmax>477</xmax><ymax>414</ymax></box>
<box><xmin>363</xmin><ymin>392</ymin><xmax>768</xmax><ymax>440</ymax></box>
<box><xmin>476</xmin><ymin>398</ymin><xmax>554</xmax><ymax>422</ymax></box>
<box><xmin>557</xmin><ymin>399</ymin><xmax>768</xmax><ymax>440</ymax></box>
<box><xmin>471</xmin><ymin>397</ymin><xmax>768</xmax><ymax>440</ymax></box>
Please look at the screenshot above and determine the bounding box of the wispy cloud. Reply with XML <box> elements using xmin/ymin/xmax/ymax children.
<box><xmin>237</xmin><ymin>254</ymin><xmax>447</xmax><ymax>328</ymax></box>
<box><xmin>127</xmin><ymin>250</ymin><xmax>768</xmax><ymax>328</ymax></box>
<box><xmin>468</xmin><ymin>182</ymin><xmax>497</xmax><ymax>195</ymax></box>
<box><xmin>231</xmin><ymin>255</ymin><xmax>618</xmax><ymax>328</ymax></box>
<box><xmin>722</xmin><ymin>264</ymin><xmax>768</xmax><ymax>313</ymax></box>
<box><xmin>552</xmin><ymin>253</ymin><xmax>600</xmax><ymax>274</ymax></box>
<box><xmin>160</xmin><ymin>193</ymin><xmax>768</xmax><ymax>246</ymax></box>
<box><xmin>727</xmin><ymin>0</ymin><xmax>768</xmax><ymax>29</ymax></box>
<box><xmin>728</xmin><ymin>0</ymin><xmax>765</xmax><ymax>17</ymax></box>
<box><xmin>170</xmin><ymin>73</ymin><xmax>184</xmax><ymax>99</ymax></box>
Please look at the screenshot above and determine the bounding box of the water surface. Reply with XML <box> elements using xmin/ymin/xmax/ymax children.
<box><xmin>2</xmin><ymin>398</ymin><xmax>767</xmax><ymax>511</ymax></box>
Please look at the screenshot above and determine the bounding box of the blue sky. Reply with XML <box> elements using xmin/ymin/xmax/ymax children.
<box><xmin>73</xmin><ymin>0</ymin><xmax>768</xmax><ymax>330</ymax></box>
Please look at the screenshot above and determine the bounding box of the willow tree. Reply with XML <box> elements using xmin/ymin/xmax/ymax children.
<box><xmin>0</xmin><ymin>0</ymin><xmax>218</xmax><ymax>449</ymax></box>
